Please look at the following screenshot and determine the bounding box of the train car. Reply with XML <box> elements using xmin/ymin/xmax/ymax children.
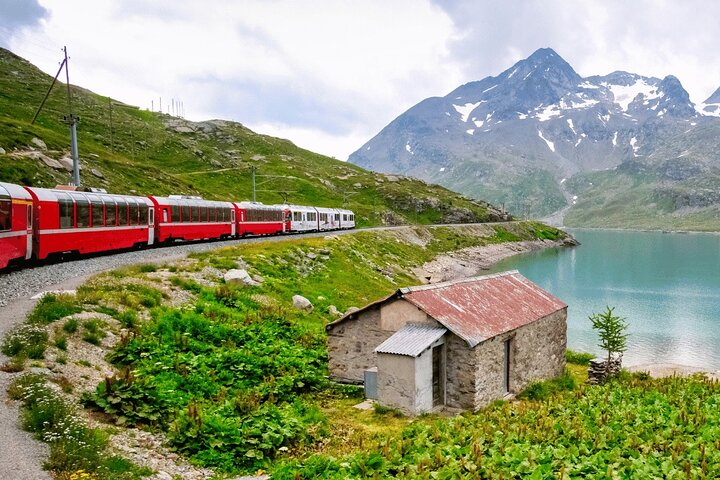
<box><xmin>315</xmin><ymin>207</ymin><xmax>342</xmax><ymax>231</ymax></box>
<box><xmin>150</xmin><ymin>195</ymin><xmax>235</xmax><ymax>243</ymax></box>
<box><xmin>0</xmin><ymin>182</ymin><xmax>33</xmax><ymax>269</ymax></box>
<box><xmin>281</xmin><ymin>204</ymin><xmax>320</xmax><ymax>232</ymax></box>
<box><xmin>23</xmin><ymin>186</ymin><xmax>154</xmax><ymax>260</ymax></box>
<box><xmin>338</xmin><ymin>209</ymin><xmax>356</xmax><ymax>229</ymax></box>
<box><xmin>234</xmin><ymin>202</ymin><xmax>289</xmax><ymax>236</ymax></box>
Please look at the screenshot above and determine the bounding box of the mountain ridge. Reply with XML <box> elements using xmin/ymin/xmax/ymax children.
<box><xmin>350</xmin><ymin>48</ymin><xmax>720</xmax><ymax>229</ymax></box>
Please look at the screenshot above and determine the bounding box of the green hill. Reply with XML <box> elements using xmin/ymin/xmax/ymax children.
<box><xmin>0</xmin><ymin>47</ymin><xmax>506</xmax><ymax>226</ymax></box>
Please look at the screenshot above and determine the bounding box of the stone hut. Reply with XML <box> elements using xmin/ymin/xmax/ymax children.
<box><xmin>326</xmin><ymin>270</ymin><xmax>567</xmax><ymax>415</ymax></box>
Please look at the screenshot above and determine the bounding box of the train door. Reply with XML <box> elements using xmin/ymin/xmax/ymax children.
<box><xmin>230</xmin><ymin>208</ymin><xmax>236</xmax><ymax>236</ymax></box>
<box><xmin>148</xmin><ymin>207</ymin><xmax>155</xmax><ymax>245</ymax></box>
<box><xmin>25</xmin><ymin>204</ymin><xmax>32</xmax><ymax>259</ymax></box>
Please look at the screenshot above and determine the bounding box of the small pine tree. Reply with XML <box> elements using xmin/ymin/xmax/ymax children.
<box><xmin>589</xmin><ymin>306</ymin><xmax>628</xmax><ymax>369</ymax></box>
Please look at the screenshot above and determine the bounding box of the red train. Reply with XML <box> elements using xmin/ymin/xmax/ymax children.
<box><xmin>0</xmin><ymin>181</ymin><xmax>355</xmax><ymax>270</ymax></box>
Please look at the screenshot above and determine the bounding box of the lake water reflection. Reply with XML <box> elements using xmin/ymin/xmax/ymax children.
<box><xmin>489</xmin><ymin>229</ymin><xmax>720</xmax><ymax>370</ymax></box>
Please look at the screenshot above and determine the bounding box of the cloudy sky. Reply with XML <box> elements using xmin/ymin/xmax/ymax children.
<box><xmin>2</xmin><ymin>0</ymin><xmax>720</xmax><ymax>160</ymax></box>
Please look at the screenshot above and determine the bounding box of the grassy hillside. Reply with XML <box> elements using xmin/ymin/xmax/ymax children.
<box><xmin>3</xmin><ymin>223</ymin><xmax>569</xmax><ymax>478</ymax></box>
<box><xmin>0</xmin><ymin>48</ymin><xmax>505</xmax><ymax>226</ymax></box>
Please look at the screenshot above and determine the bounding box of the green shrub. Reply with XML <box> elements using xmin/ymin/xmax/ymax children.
<box><xmin>136</xmin><ymin>263</ymin><xmax>157</xmax><ymax>273</ymax></box>
<box><xmin>565</xmin><ymin>349</ymin><xmax>595</xmax><ymax>366</ymax></box>
<box><xmin>518</xmin><ymin>369</ymin><xmax>576</xmax><ymax>401</ymax></box>
<box><xmin>1</xmin><ymin>324</ymin><xmax>48</xmax><ymax>359</ymax></box>
<box><xmin>62</xmin><ymin>318</ymin><xmax>79</xmax><ymax>334</ymax></box>
<box><xmin>54</xmin><ymin>336</ymin><xmax>67</xmax><ymax>351</ymax></box>
<box><xmin>27</xmin><ymin>294</ymin><xmax>81</xmax><ymax>324</ymax></box>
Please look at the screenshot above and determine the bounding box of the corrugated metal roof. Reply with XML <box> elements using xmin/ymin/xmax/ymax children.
<box><xmin>375</xmin><ymin>323</ymin><xmax>447</xmax><ymax>357</ymax></box>
<box><xmin>400</xmin><ymin>270</ymin><xmax>566</xmax><ymax>348</ymax></box>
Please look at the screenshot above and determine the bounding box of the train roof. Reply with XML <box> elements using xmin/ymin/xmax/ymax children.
<box><xmin>276</xmin><ymin>204</ymin><xmax>353</xmax><ymax>213</ymax></box>
<box><xmin>150</xmin><ymin>196</ymin><xmax>233</xmax><ymax>207</ymax></box>
<box><xmin>0</xmin><ymin>182</ymin><xmax>32</xmax><ymax>200</ymax></box>
<box><xmin>24</xmin><ymin>186</ymin><xmax>152</xmax><ymax>205</ymax></box>
<box><xmin>233</xmin><ymin>202</ymin><xmax>284</xmax><ymax>210</ymax></box>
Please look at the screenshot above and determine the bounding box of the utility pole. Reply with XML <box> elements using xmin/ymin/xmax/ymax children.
<box><xmin>62</xmin><ymin>46</ymin><xmax>81</xmax><ymax>187</ymax></box>
<box><xmin>108</xmin><ymin>97</ymin><xmax>114</xmax><ymax>152</ymax></box>
<box><xmin>251</xmin><ymin>165</ymin><xmax>256</xmax><ymax>202</ymax></box>
<box><xmin>31</xmin><ymin>46</ymin><xmax>81</xmax><ymax>186</ymax></box>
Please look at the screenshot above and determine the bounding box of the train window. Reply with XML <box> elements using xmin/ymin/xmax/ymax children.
<box><xmin>70</xmin><ymin>194</ymin><xmax>90</xmax><ymax>228</ymax></box>
<box><xmin>224</xmin><ymin>207</ymin><xmax>230</xmax><ymax>222</ymax></box>
<box><xmin>335</xmin><ymin>214</ymin><xmax>340</xmax><ymax>221</ymax></box>
<box><xmin>57</xmin><ymin>193</ymin><xmax>74</xmax><ymax>229</ymax></box>
<box><xmin>117</xmin><ymin>199</ymin><xmax>129</xmax><ymax>226</ymax></box>
<box><xmin>171</xmin><ymin>203</ymin><xmax>180</xmax><ymax>223</ymax></box>
<box><xmin>182</xmin><ymin>203</ymin><xmax>191</xmax><ymax>223</ymax></box>
<box><xmin>191</xmin><ymin>204</ymin><xmax>199</xmax><ymax>223</ymax></box>
<box><xmin>91</xmin><ymin>198</ymin><xmax>104</xmax><ymax>227</ymax></box>
<box><xmin>0</xmin><ymin>193</ymin><xmax>10</xmax><ymax>232</ymax></box>
<box><xmin>343</xmin><ymin>214</ymin><xmax>348</xmax><ymax>221</ymax></box>
<box><xmin>213</xmin><ymin>207</ymin><xmax>220</xmax><ymax>222</ymax></box>
<box><xmin>128</xmin><ymin>199</ymin><xmax>139</xmax><ymax>225</ymax></box>
<box><xmin>139</xmin><ymin>203</ymin><xmax>148</xmax><ymax>225</ymax></box>
<box><xmin>200</xmin><ymin>206</ymin><xmax>207</xmax><ymax>222</ymax></box>
<box><xmin>293</xmin><ymin>211</ymin><xmax>300</xmax><ymax>221</ymax></box>
<box><xmin>103</xmin><ymin>197</ymin><xmax>117</xmax><ymax>226</ymax></box>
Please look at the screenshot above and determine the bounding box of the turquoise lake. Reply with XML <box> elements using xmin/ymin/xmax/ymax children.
<box><xmin>490</xmin><ymin>229</ymin><xmax>720</xmax><ymax>370</ymax></box>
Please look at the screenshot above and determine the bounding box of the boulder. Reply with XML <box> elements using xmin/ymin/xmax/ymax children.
<box><xmin>328</xmin><ymin>305</ymin><xmax>341</xmax><ymax>317</ymax></box>
<box><xmin>31</xmin><ymin>137</ymin><xmax>47</xmax><ymax>150</ymax></box>
<box><xmin>39</xmin><ymin>154</ymin><xmax>64</xmax><ymax>170</ymax></box>
<box><xmin>91</xmin><ymin>168</ymin><xmax>104</xmax><ymax>179</ymax></box>
<box><xmin>0</xmin><ymin>146</ymin><xmax>5</xmax><ymax>155</ymax></box>
<box><xmin>58</xmin><ymin>156</ymin><xmax>80</xmax><ymax>172</ymax></box>
<box><xmin>224</xmin><ymin>269</ymin><xmax>259</xmax><ymax>287</ymax></box>
<box><xmin>251</xmin><ymin>274</ymin><xmax>264</xmax><ymax>284</ymax></box>
<box><xmin>344</xmin><ymin>306</ymin><xmax>360</xmax><ymax>316</ymax></box>
<box><xmin>292</xmin><ymin>295</ymin><xmax>313</xmax><ymax>313</ymax></box>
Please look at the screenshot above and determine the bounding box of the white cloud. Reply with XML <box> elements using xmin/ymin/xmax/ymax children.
<box><xmin>3</xmin><ymin>0</ymin><xmax>720</xmax><ymax>161</ymax></box>
<box><xmin>4</xmin><ymin>0</ymin><xmax>461</xmax><ymax>160</ymax></box>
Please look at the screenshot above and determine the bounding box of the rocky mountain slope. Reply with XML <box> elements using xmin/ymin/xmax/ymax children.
<box><xmin>0</xmin><ymin>47</ymin><xmax>506</xmax><ymax>226</ymax></box>
<box><xmin>350</xmin><ymin>48</ymin><xmax>720</xmax><ymax>230</ymax></box>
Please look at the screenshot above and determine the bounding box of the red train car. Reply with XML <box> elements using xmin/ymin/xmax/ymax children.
<box><xmin>150</xmin><ymin>196</ymin><xmax>235</xmax><ymax>243</ymax></box>
<box><xmin>234</xmin><ymin>202</ymin><xmax>289</xmax><ymax>236</ymax></box>
<box><xmin>0</xmin><ymin>182</ymin><xmax>33</xmax><ymax>268</ymax></box>
<box><xmin>24</xmin><ymin>186</ymin><xmax>155</xmax><ymax>260</ymax></box>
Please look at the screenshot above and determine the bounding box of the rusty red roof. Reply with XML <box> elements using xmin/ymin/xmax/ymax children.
<box><xmin>400</xmin><ymin>270</ymin><xmax>566</xmax><ymax>347</ymax></box>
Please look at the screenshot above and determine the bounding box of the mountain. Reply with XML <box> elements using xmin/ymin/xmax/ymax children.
<box><xmin>350</xmin><ymin>48</ymin><xmax>720</xmax><ymax>230</ymax></box>
<box><xmin>0</xmin><ymin>48</ymin><xmax>506</xmax><ymax>226</ymax></box>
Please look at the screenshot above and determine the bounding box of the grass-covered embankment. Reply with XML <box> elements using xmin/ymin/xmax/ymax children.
<box><xmin>4</xmin><ymin>223</ymin><xmax>573</xmax><ymax>476</ymax></box>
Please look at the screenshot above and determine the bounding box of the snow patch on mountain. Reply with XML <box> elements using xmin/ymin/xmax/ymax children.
<box><xmin>405</xmin><ymin>142</ymin><xmax>414</xmax><ymax>155</ymax></box>
<box><xmin>604</xmin><ymin>79</ymin><xmax>661</xmax><ymax>111</ymax></box>
<box><xmin>696</xmin><ymin>103</ymin><xmax>720</xmax><ymax>117</ymax></box>
<box><xmin>538</xmin><ymin>130</ymin><xmax>555</xmax><ymax>152</ymax></box>
<box><xmin>453</xmin><ymin>102</ymin><xmax>481</xmax><ymax>122</ymax></box>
